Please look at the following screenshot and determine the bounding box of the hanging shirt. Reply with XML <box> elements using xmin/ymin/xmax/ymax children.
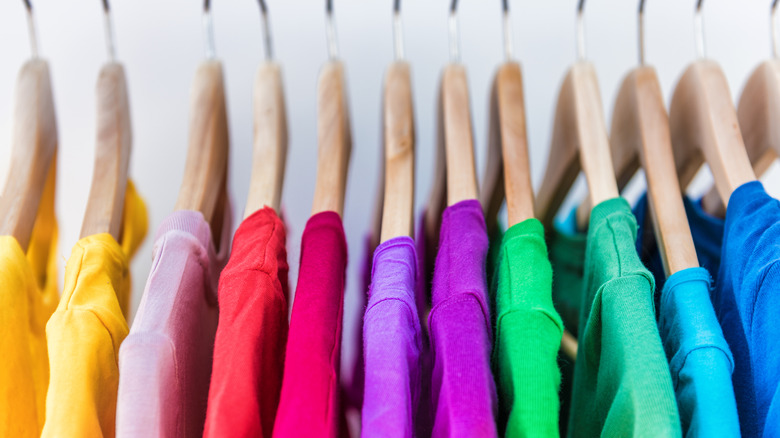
<box><xmin>116</xmin><ymin>205</ymin><xmax>231</xmax><ymax>437</ymax></box>
<box><xmin>491</xmin><ymin>218</ymin><xmax>563</xmax><ymax>437</ymax></box>
<box><xmin>41</xmin><ymin>181</ymin><xmax>147</xmax><ymax>438</ymax></box>
<box><xmin>361</xmin><ymin>236</ymin><xmax>422</xmax><ymax>437</ymax></box>
<box><xmin>657</xmin><ymin>268</ymin><xmax>739</xmax><ymax>437</ymax></box>
<box><xmin>0</xmin><ymin>166</ymin><xmax>58</xmax><ymax>438</ymax></box>
<box><xmin>718</xmin><ymin>181</ymin><xmax>780</xmax><ymax>437</ymax></box>
<box><xmin>428</xmin><ymin>199</ymin><xmax>497</xmax><ymax>437</ymax></box>
<box><xmin>567</xmin><ymin>197</ymin><xmax>680</xmax><ymax>437</ymax></box>
<box><xmin>204</xmin><ymin>207</ymin><xmax>289</xmax><ymax>438</ymax></box>
<box><xmin>273</xmin><ymin>211</ymin><xmax>348</xmax><ymax>438</ymax></box>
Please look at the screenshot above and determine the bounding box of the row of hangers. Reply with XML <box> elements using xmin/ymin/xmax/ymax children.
<box><xmin>3</xmin><ymin>0</ymin><xmax>779</xmax><ymax>362</ymax></box>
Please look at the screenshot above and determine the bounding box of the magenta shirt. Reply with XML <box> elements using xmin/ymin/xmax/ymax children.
<box><xmin>361</xmin><ymin>236</ymin><xmax>422</xmax><ymax>437</ymax></box>
<box><xmin>428</xmin><ymin>199</ymin><xmax>498</xmax><ymax>437</ymax></box>
<box><xmin>116</xmin><ymin>208</ymin><xmax>231</xmax><ymax>437</ymax></box>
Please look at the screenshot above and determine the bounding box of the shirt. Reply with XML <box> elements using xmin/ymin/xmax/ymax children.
<box><xmin>567</xmin><ymin>197</ymin><xmax>680</xmax><ymax>437</ymax></box>
<box><xmin>273</xmin><ymin>211</ymin><xmax>348</xmax><ymax>438</ymax></box>
<box><xmin>361</xmin><ymin>236</ymin><xmax>422</xmax><ymax>437</ymax></box>
<box><xmin>205</xmin><ymin>207</ymin><xmax>289</xmax><ymax>438</ymax></box>
<box><xmin>116</xmin><ymin>206</ymin><xmax>231</xmax><ymax>437</ymax></box>
<box><xmin>0</xmin><ymin>165</ymin><xmax>58</xmax><ymax>438</ymax></box>
<box><xmin>42</xmin><ymin>181</ymin><xmax>147</xmax><ymax>438</ymax></box>
<box><xmin>428</xmin><ymin>199</ymin><xmax>497</xmax><ymax>437</ymax></box>
<box><xmin>657</xmin><ymin>267</ymin><xmax>739</xmax><ymax>437</ymax></box>
<box><xmin>491</xmin><ymin>218</ymin><xmax>563</xmax><ymax>437</ymax></box>
<box><xmin>718</xmin><ymin>181</ymin><xmax>780</xmax><ymax>437</ymax></box>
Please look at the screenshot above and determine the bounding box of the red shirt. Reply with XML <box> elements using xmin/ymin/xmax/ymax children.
<box><xmin>204</xmin><ymin>207</ymin><xmax>290</xmax><ymax>437</ymax></box>
<box><xmin>273</xmin><ymin>211</ymin><xmax>348</xmax><ymax>438</ymax></box>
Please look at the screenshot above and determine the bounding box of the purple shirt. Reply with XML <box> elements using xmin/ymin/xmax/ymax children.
<box><xmin>362</xmin><ymin>237</ymin><xmax>422</xmax><ymax>437</ymax></box>
<box><xmin>428</xmin><ymin>200</ymin><xmax>498</xmax><ymax>437</ymax></box>
<box><xmin>117</xmin><ymin>208</ymin><xmax>231</xmax><ymax>437</ymax></box>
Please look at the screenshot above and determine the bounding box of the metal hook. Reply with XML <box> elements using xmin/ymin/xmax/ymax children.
<box><xmin>638</xmin><ymin>0</ymin><xmax>646</xmax><ymax>65</ymax></box>
<box><xmin>22</xmin><ymin>0</ymin><xmax>39</xmax><ymax>59</ymax></box>
<box><xmin>772</xmin><ymin>0</ymin><xmax>779</xmax><ymax>58</ymax></box>
<box><xmin>203</xmin><ymin>0</ymin><xmax>216</xmax><ymax>59</ymax></box>
<box><xmin>577</xmin><ymin>0</ymin><xmax>586</xmax><ymax>61</ymax></box>
<box><xmin>102</xmin><ymin>0</ymin><xmax>117</xmax><ymax>62</ymax></box>
<box><xmin>694</xmin><ymin>0</ymin><xmax>705</xmax><ymax>59</ymax></box>
<box><xmin>393</xmin><ymin>0</ymin><xmax>404</xmax><ymax>60</ymax></box>
<box><xmin>257</xmin><ymin>0</ymin><xmax>273</xmax><ymax>60</ymax></box>
<box><xmin>502</xmin><ymin>0</ymin><xmax>513</xmax><ymax>61</ymax></box>
<box><xmin>449</xmin><ymin>0</ymin><xmax>460</xmax><ymax>63</ymax></box>
<box><xmin>326</xmin><ymin>0</ymin><xmax>340</xmax><ymax>59</ymax></box>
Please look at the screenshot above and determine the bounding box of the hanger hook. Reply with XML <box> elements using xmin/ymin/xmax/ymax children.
<box><xmin>502</xmin><ymin>0</ymin><xmax>513</xmax><ymax>61</ymax></box>
<box><xmin>22</xmin><ymin>0</ymin><xmax>39</xmax><ymax>59</ymax></box>
<box><xmin>694</xmin><ymin>0</ymin><xmax>705</xmax><ymax>58</ymax></box>
<box><xmin>393</xmin><ymin>0</ymin><xmax>404</xmax><ymax>60</ymax></box>
<box><xmin>326</xmin><ymin>0</ymin><xmax>340</xmax><ymax>59</ymax></box>
<box><xmin>638</xmin><ymin>0</ymin><xmax>646</xmax><ymax>65</ymax></box>
<box><xmin>772</xmin><ymin>0</ymin><xmax>779</xmax><ymax>58</ymax></box>
<box><xmin>449</xmin><ymin>0</ymin><xmax>460</xmax><ymax>63</ymax></box>
<box><xmin>577</xmin><ymin>0</ymin><xmax>586</xmax><ymax>61</ymax></box>
<box><xmin>257</xmin><ymin>0</ymin><xmax>273</xmax><ymax>60</ymax></box>
<box><xmin>102</xmin><ymin>0</ymin><xmax>117</xmax><ymax>62</ymax></box>
<box><xmin>203</xmin><ymin>0</ymin><xmax>216</xmax><ymax>59</ymax></box>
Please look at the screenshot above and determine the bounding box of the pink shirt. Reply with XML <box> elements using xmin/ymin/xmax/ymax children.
<box><xmin>116</xmin><ymin>208</ymin><xmax>231</xmax><ymax>437</ymax></box>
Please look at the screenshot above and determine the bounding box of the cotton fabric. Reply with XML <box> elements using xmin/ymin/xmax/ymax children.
<box><xmin>273</xmin><ymin>211</ymin><xmax>348</xmax><ymax>438</ymax></box>
<box><xmin>0</xmin><ymin>166</ymin><xmax>58</xmax><ymax>438</ymax></box>
<box><xmin>657</xmin><ymin>267</ymin><xmax>739</xmax><ymax>437</ymax></box>
<box><xmin>567</xmin><ymin>197</ymin><xmax>680</xmax><ymax>437</ymax></box>
<box><xmin>428</xmin><ymin>199</ymin><xmax>497</xmax><ymax>437</ymax></box>
<box><xmin>41</xmin><ymin>182</ymin><xmax>147</xmax><ymax>438</ymax></box>
<box><xmin>116</xmin><ymin>206</ymin><xmax>231</xmax><ymax>437</ymax></box>
<box><xmin>491</xmin><ymin>218</ymin><xmax>563</xmax><ymax>437</ymax></box>
<box><xmin>204</xmin><ymin>207</ymin><xmax>289</xmax><ymax>438</ymax></box>
<box><xmin>718</xmin><ymin>181</ymin><xmax>780</xmax><ymax>437</ymax></box>
<box><xmin>361</xmin><ymin>236</ymin><xmax>422</xmax><ymax>437</ymax></box>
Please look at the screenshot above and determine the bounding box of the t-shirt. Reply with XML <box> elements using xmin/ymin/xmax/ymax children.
<box><xmin>41</xmin><ymin>181</ymin><xmax>148</xmax><ymax>438</ymax></box>
<box><xmin>0</xmin><ymin>165</ymin><xmax>58</xmax><ymax>438</ymax></box>
<box><xmin>273</xmin><ymin>211</ymin><xmax>348</xmax><ymax>438</ymax></box>
<box><xmin>718</xmin><ymin>181</ymin><xmax>780</xmax><ymax>437</ymax></box>
<box><xmin>567</xmin><ymin>197</ymin><xmax>680</xmax><ymax>437</ymax></box>
<box><xmin>548</xmin><ymin>209</ymin><xmax>587</xmax><ymax>336</ymax></box>
<box><xmin>428</xmin><ymin>199</ymin><xmax>497</xmax><ymax>437</ymax></box>
<box><xmin>657</xmin><ymin>267</ymin><xmax>739</xmax><ymax>437</ymax></box>
<box><xmin>491</xmin><ymin>218</ymin><xmax>563</xmax><ymax>437</ymax></box>
<box><xmin>116</xmin><ymin>206</ymin><xmax>231</xmax><ymax>437</ymax></box>
<box><xmin>204</xmin><ymin>207</ymin><xmax>289</xmax><ymax>438</ymax></box>
<box><xmin>361</xmin><ymin>236</ymin><xmax>422</xmax><ymax>437</ymax></box>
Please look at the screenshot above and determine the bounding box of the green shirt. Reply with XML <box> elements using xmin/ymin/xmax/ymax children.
<box><xmin>548</xmin><ymin>209</ymin><xmax>587</xmax><ymax>337</ymax></box>
<box><xmin>568</xmin><ymin>198</ymin><xmax>680</xmax><ymax>437</ymax></box>
<box><xmin>491</xmin><ymin>218</ymin><xmax>563</xmax><ymax>437</ymax></box>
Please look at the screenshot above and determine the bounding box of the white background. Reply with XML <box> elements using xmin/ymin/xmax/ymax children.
<box><xmin>1</xmin><ymin>0</ymin><xmax>778</xmax><ymax>379</ymax></box>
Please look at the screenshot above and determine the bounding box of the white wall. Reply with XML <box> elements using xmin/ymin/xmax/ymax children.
<box><xmin>1</xmin><ymin>0</ymin><xmax>777</xmax><ymax>377</ymax></box>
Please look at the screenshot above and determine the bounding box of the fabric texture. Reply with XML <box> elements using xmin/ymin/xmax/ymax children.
<box><xmin>204</xmin><ymin>207</ymin><xmax>289</xmax><ymax>438</ymax></box>
<box><xmin>361</xmin><ymin>236</ymin><xmax>422</xmax><ymax>437</ymax></box>
<box><xmin>41</xmin><ymin>182</ymin><xmax>147</xmax><ymax>438</ymax></box>
<box><xmin>657</xmin><ymin>267</ymin><xmax>739</xmax><ymax>437</ymax></box>
<box><xmin>718</xmin><ymin>181</ymin><xmax>780</xmax><ymax>437</ymax></box>
<box><xmin>491</xmin><ymin>218</ymin><xmax>563</xmax><ymax>437</ymax></box>
<box><xmin>273</xmin><ymin>211</ymin><xmax>348</xmax><ymax>438</ymax></box>
<box><xmin>0</xmin><ymin>165</ymin><xmax>58</xmax><ymax>438</ymax></box>
<box><xmin>428</xmin><ymin>199</ymin><xmax>497</xmax><ymax>437</ymax></box>
<box><xmin>116</xmin><ymin>205</ymin><xmax>231</xmax><ymax>437</ymax></box>
<box><xmin>567</xmin><ymin>197</ymin><xmax>680</xmax><ymax>438</ymax></box>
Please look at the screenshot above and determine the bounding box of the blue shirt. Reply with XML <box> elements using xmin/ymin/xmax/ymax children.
<box><xmin>719</xmin><ymin>181</ymin><xmax>780</xmax><ymax>437</ymax></box>
<box><xmin>658</xmin><ymin>267</ymin><xmax>739</xmax><ymax>437</ymax></box>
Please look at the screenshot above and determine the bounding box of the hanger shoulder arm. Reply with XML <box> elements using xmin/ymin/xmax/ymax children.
<box><xmin>442</xmin><ymin>64</ymin><xmax>478</xmax><ymax>206</ymax></box>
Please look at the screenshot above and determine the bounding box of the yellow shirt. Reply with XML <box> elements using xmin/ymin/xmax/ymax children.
<box><xmin>0</xmin><ymin>165</ymin><xmax>59</xmax><ymax>438</ymax></box>
<box><xmin>41</xmin><ymin>181</ymin><xmax>147</xmax><ymax>438</ymax></box>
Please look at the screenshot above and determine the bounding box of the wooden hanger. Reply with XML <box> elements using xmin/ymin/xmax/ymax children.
<box><xmin>380</xmin><ymin>58</ymin><xmax>415</xmax><ymax>242</ymax></box>
<box><xmin>669</xmin><ymin>3</ymin><xmax>755</xmax><ymax>208</ymax></box>
<box><xmin>0</xmin><ymin>55</ymin><xmax>57</xmax><ymax>252</ymax></box>
<box><xmin>244</xmin><ymin>4</ymin><xmax>288</xmax><ymax>218</ymax></box>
